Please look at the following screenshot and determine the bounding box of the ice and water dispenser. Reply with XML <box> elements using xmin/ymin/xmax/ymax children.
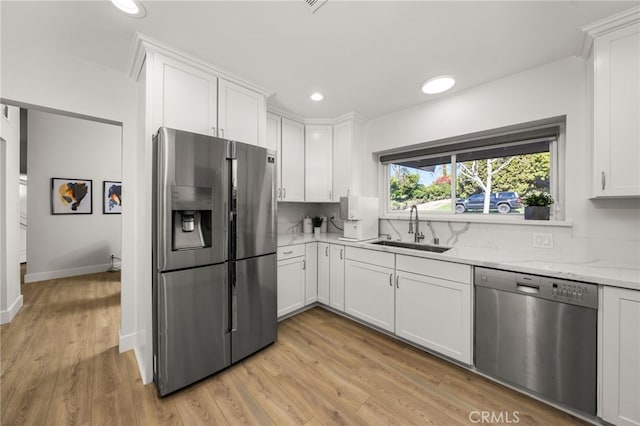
<box><xmin>171</xmin><ymin>185</ymin><xmax>213</xmax><ymax>251</ymax></box>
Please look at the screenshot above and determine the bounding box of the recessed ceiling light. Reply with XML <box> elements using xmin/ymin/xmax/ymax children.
<box><xmin>310</xmin><ymin>92</ymin><xmax>324</xmax><ymax>102</ymax></box>
<box><xmin>422</xmin><ymin>75</ymin><xmax>456</xmax><ymax>94</ymax></box>
<box><xmin>111</xmin><ymin>0</ymin><xmax>146</xmax><ymax>18</ymax></box>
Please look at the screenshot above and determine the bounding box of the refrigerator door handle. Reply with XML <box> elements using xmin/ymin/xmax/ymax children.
<box><xmin>229</xmin><ymin>158</ymin><xmax>238</xmax><ymax>260</ymax></box>
<box><xmin>230</xmin><ymin>262</ymin><xmax>238</xmax><ymax>333</ymax></box>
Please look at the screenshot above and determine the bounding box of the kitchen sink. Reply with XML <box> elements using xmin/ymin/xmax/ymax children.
<box><xmin>371</xmin><ymin>240</ymin><xmax>451</xmax><ymax>253</ymax></box>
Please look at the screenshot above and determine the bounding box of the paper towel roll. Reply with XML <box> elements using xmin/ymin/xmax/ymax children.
<box><xmin>303</xmin><ymin>217</ymin><xmax>313</xmax><ymax>234</ymax></box>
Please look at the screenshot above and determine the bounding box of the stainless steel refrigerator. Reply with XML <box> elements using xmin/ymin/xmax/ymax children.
<box><xmin>152</xmin><ymin>127</ymin><xmax>277</xmax><ymax>396</ymax></box>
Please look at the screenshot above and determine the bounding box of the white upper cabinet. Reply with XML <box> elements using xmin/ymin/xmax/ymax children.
<box><xmin>585</xmin><ymin>9</ymin><xmax>640</xmax><ymax>197</ymax></box>
<box><xmin>332</xmin><ymin>118</ymin><xmax>364</xmax><ymax>201</ymax></box>
<box><xmin>266</xmin><ymin>112</ymin><xmax>280</xmax><ymax>152</ymax></box>
<box><xmin>305</xmin><ymin>124</ymin><xmax>333</xmax><ymax>202</ymax></box>
<box><xmin>218</xmin><ymin>78</ymin><xmax>266</xmax><ymax>146</ymax></box>
<box><xmin>280</xmin><ymin>118</ymin><xmax>305</xmax><ymax>202</ymax></box>
<box><xmin>155</xmin><ymin>54</ymin><xmax>217</xmax><ymax>137</ymax></box>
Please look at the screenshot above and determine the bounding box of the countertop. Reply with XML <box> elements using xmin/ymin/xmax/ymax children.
<box><xmin>277</xmin><ymin>233</ymin><xmax>640</xmax><ymax>291</ymax></box>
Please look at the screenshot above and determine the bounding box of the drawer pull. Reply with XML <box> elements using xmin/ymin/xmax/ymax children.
<box><xmin>283</xmin><ymin>250</ymin><xmax>293</xmax><ymax>255</ymax></box>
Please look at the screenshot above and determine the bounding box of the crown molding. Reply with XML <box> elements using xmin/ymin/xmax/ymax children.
<box><xmin>128</xmin><ymin>32</ymin><xmax>274</xmax><ymax>97</ymax></box>
<box><xmin>266</xmin><ymin>105</ymin><xmax>305</xmax><ymax>123</ymax></box>
<box><xmin>580</xmin><ymin>6</ymin><xmax>640</xmax><ymax>58</ymax></box>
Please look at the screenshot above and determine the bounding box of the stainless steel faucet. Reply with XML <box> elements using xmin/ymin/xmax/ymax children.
<box><xmin>408</xmin><ymin>205</ymin><xmax>424</xmax><ymax>243</ymax></box>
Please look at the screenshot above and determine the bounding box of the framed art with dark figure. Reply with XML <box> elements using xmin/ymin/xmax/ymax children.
<box><xmin>51</xmin><ymin>178</ymin><xmax>92</xmax><ymax>214</ymax></box>
<box><xmin>103</xmin><ymin>180</ymin><xmax>122</xmax><ymax>214</ymax></box>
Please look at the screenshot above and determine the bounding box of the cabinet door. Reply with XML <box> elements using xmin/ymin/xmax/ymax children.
<box><xmin>277</xmin><ymin>257</ymin><xmax>305</xmax><ymax>318</ymax></box>
<box><xmin>395</xmin><ymin>270</ymin><xmax>471</xmax><ymax>364</ymax></box>
<box><xmin>602</xmin><ymin>287</ymin><xmax>640</xmax><ymax>426</ymax></box>
<box><xmin>218</xmin><ymin>79</ymin><xmax>266</xmax><ymax>146</ymax></box>
<box><xmin>305</xmin><ymin>243</ymin><xmax>318</xmax><ymax>304</ymax></box>
<box><xmin>329</xmin><ymin>244</ymin><xmax>345</xmax><ymax>311</ymax></box>
<box><xmin>280</xmin><ymin>118</ymin><xmax>305</xmax><ymax>202</ymax></box>
<box><xmin>317</xmin><ymin>242</ymin><xmax>330</xmax><ymax>304</ymax></box>
<box><xmin>266</xmin><ymin>113</ymin><xmax>281</xmax><ymax>199</ymax></box>
<box><xmin>345</xmin><ymin>260</ymin><xmax>395</xmax><ymax>332</ymax></box>
<box><xmin>593</xmin><ymin>23</ymin><xmax>640</xmax><ymax>197</ymax></box>
<box><xmin>332</xmin><ymin>120</ymin><xmax>353</xmax><ymax>201</ymax></box>
<box><xmin>156</xmin><ymin>54</ymin><xmax>217</xmax><ymax>136</ymax></box>
<box><xmin>305</xmin><ymin>124</ymin><xmax>333</xmax><ymax>202</ymax></box>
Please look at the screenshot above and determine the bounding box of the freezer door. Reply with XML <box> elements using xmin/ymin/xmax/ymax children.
<box><xmin>232</xmin><ymin>142</ymin><xmax>276</xmax><ymax>260</ymax></box>
<box><xmin>155</xmin><ymin>264</ymin><xmax>230</xmax><ymax>396</ymax></box>
<box><xmin>231</xmin><ymin>254</ymin><xmax>277</xmax><ymax>363</ymax></box>
<box><xmin>155</xmin><ymin>127</ymin><xmax>230</xmax><ymax>271</ymax></box>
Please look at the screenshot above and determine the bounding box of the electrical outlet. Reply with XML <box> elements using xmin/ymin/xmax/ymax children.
<box><xmin>532</xmin><ymin>232</ymin><xmax>553</xmax><ymax>249</ymax></box>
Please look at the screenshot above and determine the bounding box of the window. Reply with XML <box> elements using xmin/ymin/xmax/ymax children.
<box><xmin>381</xmin><ymin>118</ymin><xmax>563</xmax><ymax>220</ymax></box>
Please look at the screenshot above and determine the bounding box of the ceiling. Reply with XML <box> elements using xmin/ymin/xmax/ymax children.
<box><xmin>1</xmin><ymin>1</ymin><xmax>634</xmax><ymax>120</ymax></box>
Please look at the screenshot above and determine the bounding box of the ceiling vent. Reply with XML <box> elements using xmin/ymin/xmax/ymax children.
<box><xmin>305</xmin><ymin>0</ymin><xmax>327</xmax><ymax>13</ymax></box>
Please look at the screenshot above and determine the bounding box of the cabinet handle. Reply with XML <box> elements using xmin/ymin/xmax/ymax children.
<box><xmin>302</xmin><ymin>260</ymin><xmax>306</xmax><ymax>270</ymax></box>
<box><xmin>347</xmin><ymin>188</ymin><xmax>350</xmax><ymax>196</ymax></box>
<box><xmin>220</xmin><ymin>128</ymin><xmax>224</xmax><ymax>138</ymax></box>
<box><xmin>389</xmin><ymin>273</ymin><xmax>393</xmax><ymax>286</ymax></box>
<box><xmin>278</xmin><ymin>188</ymin><xmax>282</xmax><ymax>199</ymax></box>
<box><xmin>211</xmin><ymin>126</ymin><xmax>217</xmax><ymax>136</ymax></box>
<box><xmin>340</xmin><ymin>249</ymin><xmax>343</xmax><ymax>260</ymax></box>
<box><xmin>283</xmin><ymin>188</ymin><xmax>287</xmax><ymax>199</ymax></box>
<box><xmin>601</xmin><ymin>171</ymin><xmax>606</xmax><ymax>190</ymax></box>
<box><xmin>283</xmin><ymin>250</ymin><xmax>293</xmax><ymax>255</ymax></box>
<box><xmin>329</xmin><ymin>190</ymin><xmax>332</xmax><ymax>200</ymax></box>
<box><xmin>396</xmin><ymin>275</ymin><xmax>400</xmax><ymax>288</ymax></box>
<box><xmin>325</xmin><ymin>246</ymin><xmax>329</xmax><ymax>256</ymax></box>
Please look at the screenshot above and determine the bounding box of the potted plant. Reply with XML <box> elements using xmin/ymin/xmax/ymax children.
<box><xmin>311</xmin><ymin>216</ymin><xmax>323</xmax><ymax>237</ymax></box>
<box><xmin>521</xmin><ymin>191</ymin><xmax>554</xmax><ymax>220</ymax></box>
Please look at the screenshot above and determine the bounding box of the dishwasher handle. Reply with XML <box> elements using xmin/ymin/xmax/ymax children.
<box><xmin>516</xmin><ymin>282</ymin><xmax>540</xmax><ymax>294</ymax></box>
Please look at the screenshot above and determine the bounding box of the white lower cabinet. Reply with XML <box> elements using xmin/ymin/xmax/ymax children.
<box><xmin>395</xmin><ymin>255</ymin><xmax>472</xmax><ymax>364</ymax></box>
<box><xmin>329</xmin><ymin>244</ymin><xmax>345</xmax><ymax>311</ymax></box>
<box><xmin>344</xmin><ymin>247</ymin><xmax>395</xmax><ymax>332</ymax></box>
<box><xmin>601</xmin><ymin>286</ymin><xmax>640</xmax><ymax>426</ymax></box>
<box><xmin>277</xmin><ymin>245</ymin><xmax>306</xmax><ymax>318</ymax></box>
<box><xmin>305</xmin><ymin>243</ymin><xmax>318</xmax><ymax>304</ymax></box>
<box><xmin>317</xmin><ymin>243</ymin><xmax>330</xmax><ymax>304</ymax></box>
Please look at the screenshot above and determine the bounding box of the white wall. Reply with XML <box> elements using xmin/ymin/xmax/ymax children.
<box><xmin>1</xmin><ymin>41</ymin><xmax>140</xmax><ymax>354</ymax></box>
<box><xmin>364</xmin><ymin>56</ymin><xmax>640</xmax><ymax>264</ymax></box>
<box><xmin>24</xmin><ymin>110</ymin><xmax>121</xmax><ymax>282</ymax></box>
<box><xmin>0</xmin><ymin>105</ymin><xmax>23</xmax><ymax>323</ymax></box>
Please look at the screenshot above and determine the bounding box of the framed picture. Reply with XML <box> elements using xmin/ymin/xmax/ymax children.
<box><xmin>103</xmin><ymin>181</ymin><xmax>122</xmax><ymax>214</ymax></box>
<box><xmin>51</xmin><ymin>178</ymin><xmax>92</xmax><ymax>214</ymax></box>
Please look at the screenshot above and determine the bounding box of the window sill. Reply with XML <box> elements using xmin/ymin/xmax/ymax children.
<box><xmin>379</xmin><ymin>213</ymin><xmax>573</xmax><ymax>227</ymax></box>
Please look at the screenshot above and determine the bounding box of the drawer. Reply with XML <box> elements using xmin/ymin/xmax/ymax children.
<box><xmin>396</xmin><ymin>254</ymin><xmax>471</xmax><ymax>284</ymax></box>
<box><xmin>277</xmin><ymin>244</ymin><xmax>305</xmax><ymax>260</ymax></box>
<box><xmin>345</xmin><ymin>246</ymin><xmax>394</xmax><ymax>269</ymax></box>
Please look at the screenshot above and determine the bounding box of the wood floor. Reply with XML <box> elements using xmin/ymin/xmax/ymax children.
<box><xmin>1</xmin><ymin>271</ymin><xmax>587</xmax><ymax>425</ymax></box>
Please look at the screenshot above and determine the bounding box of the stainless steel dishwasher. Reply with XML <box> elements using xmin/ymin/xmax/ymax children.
<box><xmin>474</xmin><ymin>267</ymin><xmax>598</xmax><ymax>415</ymax></box>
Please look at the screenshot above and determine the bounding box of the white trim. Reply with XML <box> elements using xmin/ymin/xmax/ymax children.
<box><xmin>24</xmin><ymin>263</ymin><xmax>112</xmax><ymax>283</ymax></box>
<box><xmin>128</xmin><ymin>32</ymin><xmax>274</xmax><ymax>97</ymax></box>
<box><xmin>118</xmin><ymin>330</ymin><xmax>137</xmax><ymax>353</ymax></box>
<box><xmin>266</xmin><ymin>107</ymin><xmax>367</xmax><ymax>126</ymax></box>
<box><xmin>0</xmin><ymin>295</ymin><xmax>23</xmax><ymax>324</ymax></box>
<box><xmin>134</xmin><ymin>338</ymin><xmax>153</xmax><ymax>384</ymax></box>
<box><xmin>379</xmin><ymin>214</ymin><xmax>573</xmax><ymax>227</ymax></box>
<box><xmin>580</xmin><ymin>6</ymin><xmax>640</xmax><ymax>58</ymax></box>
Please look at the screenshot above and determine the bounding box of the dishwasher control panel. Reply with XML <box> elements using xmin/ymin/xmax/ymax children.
<box><xmin>547</xmin><ymin>278</ymin><xmax>598</xmax><ymax>308</ymax></box>
<box><xmin>475</xmin><ymin>267</ymin><xmax>598</xmax><ymax>309</ymax></box>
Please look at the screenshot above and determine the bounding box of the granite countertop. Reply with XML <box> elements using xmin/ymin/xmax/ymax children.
<box><xmin>277</xmin><ymin>233</ymin><xmax>640</xmax><ymax>291</ymax></box>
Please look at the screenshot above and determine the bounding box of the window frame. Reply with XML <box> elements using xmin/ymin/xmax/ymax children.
<box><xmin>379</xmin><ymin>127</ymin><xmax>565</xmax><ymax>224</ymax></box>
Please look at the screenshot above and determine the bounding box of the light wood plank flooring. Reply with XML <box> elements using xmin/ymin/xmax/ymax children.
<box><xmin>1</xmin><ymin>270</ymin><xmax>587</xmax><ymax>425</ymax></box>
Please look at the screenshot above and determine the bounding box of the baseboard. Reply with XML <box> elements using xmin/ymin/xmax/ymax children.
<box><xmin>119</xmin><ymin>330</ymin><xmax>137</xmax><ymax>353</ymax></box>
<box><xmin>0</xmin><ymin>295</ymin><xmax>23</xmax><ymax>324</ymax></box>
<box><xmin>24</xmin><ymin>263</ymin><xmax>112</xmax><ymax>283</ymax></box>
<box><xmin>134</xmin><ymin>345</ymin><xmax>153</xmax><ymax>385</ymax></box>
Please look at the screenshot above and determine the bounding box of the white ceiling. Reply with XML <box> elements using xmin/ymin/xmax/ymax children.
<box><xmin>1</xmin><ymin>1</ymin><xmax>634</xmax><ymax>119</ymax></box>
